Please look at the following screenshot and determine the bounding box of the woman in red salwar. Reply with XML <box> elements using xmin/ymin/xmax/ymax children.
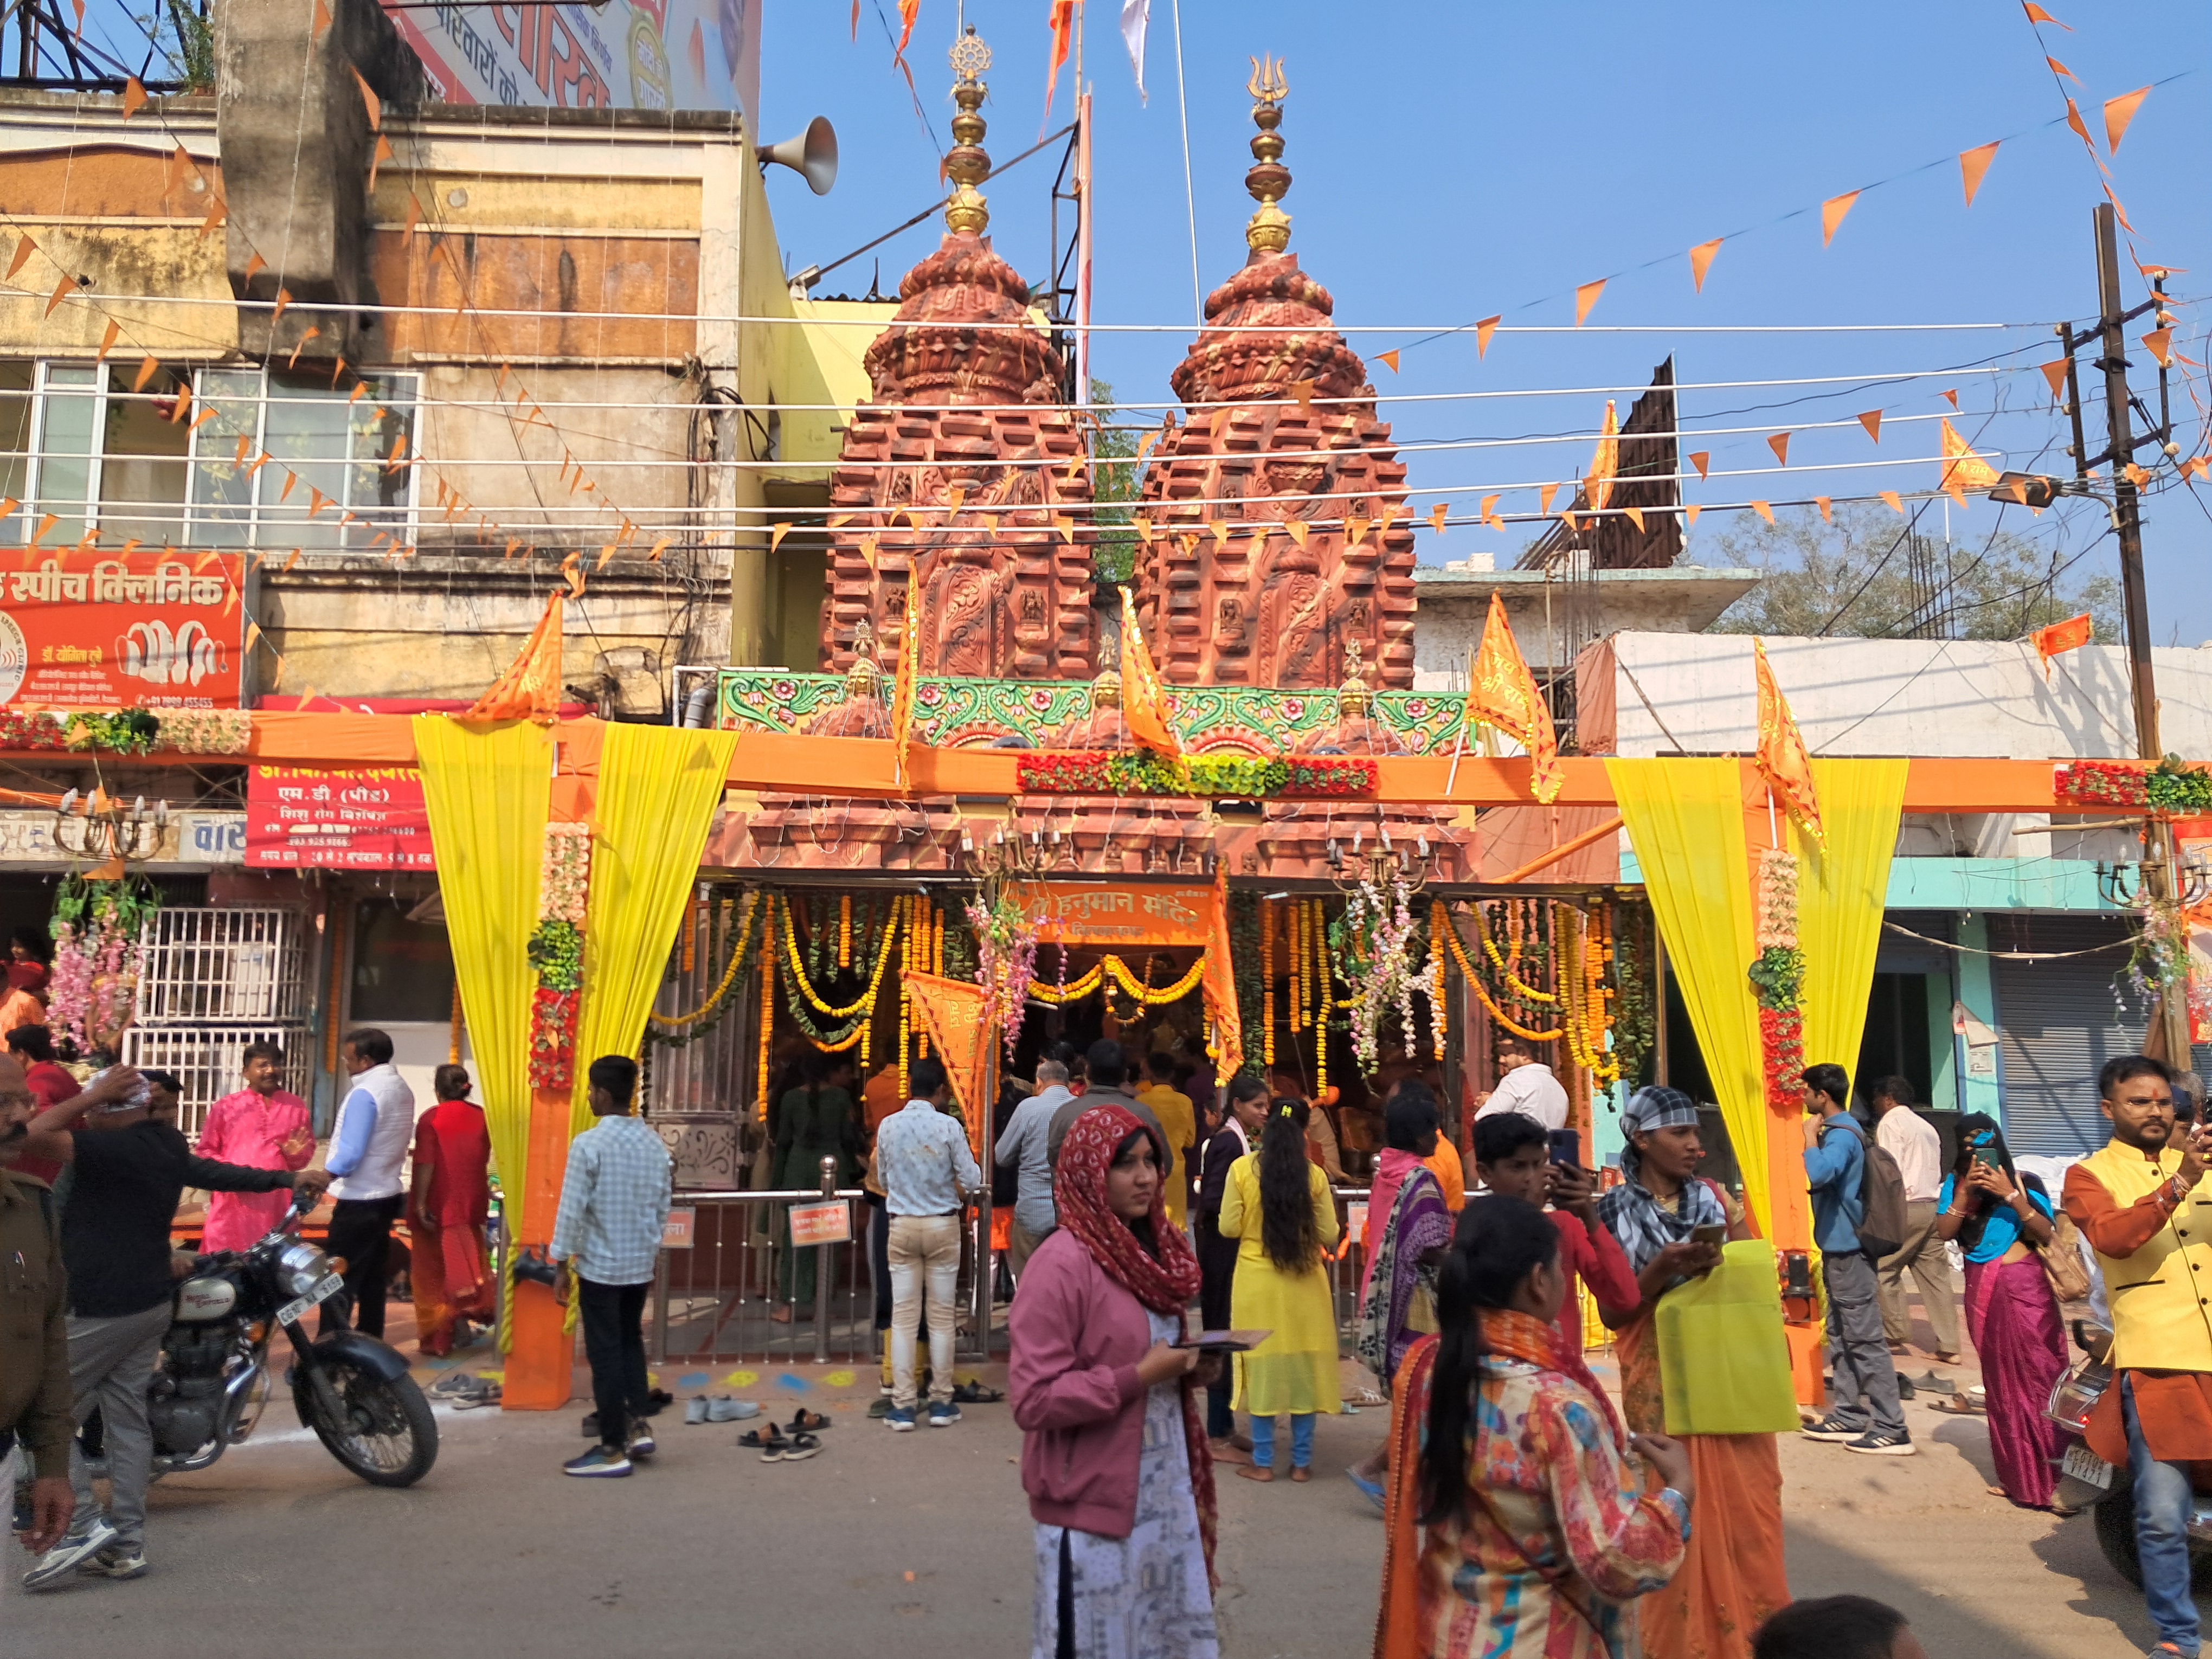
<box><xmin>409</xmin><ymin>1064</ymin><xmax>496</xmax><ymax>1356</ymax></box>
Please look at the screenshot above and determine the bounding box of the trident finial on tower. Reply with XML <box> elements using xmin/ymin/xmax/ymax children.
<box><xmin>1243</xmin><ymin>55</ymin><xmax>1291</xmax><ymax>255</ymax></box>
<box><xmin>944</xmin><ymin>28</ymin><xmax>994</xmax><ymax>235</ymax></box>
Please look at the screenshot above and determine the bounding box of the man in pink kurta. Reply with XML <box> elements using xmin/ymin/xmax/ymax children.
<box><xmin>195</xmin><ymin>1043</ymin><xmax>314</xmax><ymax>1253</ymax></box>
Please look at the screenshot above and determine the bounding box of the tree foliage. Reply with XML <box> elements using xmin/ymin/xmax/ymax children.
<box><xmin>1703</xmin><ymin>503</ymin><xmax>2118</xmax><ymax>641</ymax></box>
<box><xmin>1089</xmin><ymin>378</ymin><xmax>1144</xmax><ymax>586</ymax></box>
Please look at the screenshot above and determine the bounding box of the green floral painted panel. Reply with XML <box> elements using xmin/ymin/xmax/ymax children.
<box><xmin>715</xmin><ymin>670</ymin><xmax>1469</xmax><ymax>755</ymax></box>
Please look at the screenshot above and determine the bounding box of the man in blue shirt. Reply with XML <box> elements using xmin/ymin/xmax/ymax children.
<box><xmin>874</xmin><ymin>1056</ymin><xmax>981</xmax><ymax>1431</ymax></box>
<box><xmin>993</xmin><ymin>1058</ymin><xmax>1071</xmax><ymax>1277</ymax></box>
<box><xmin>1798</xmin><ymin>1062</ymin><xmax>1911</xmax><ymax>1456</ymax></box>
<box><xmin>551</xmin><ymin>1054</ymin><xmax>672</xmax><ymax>1477</ymax></box>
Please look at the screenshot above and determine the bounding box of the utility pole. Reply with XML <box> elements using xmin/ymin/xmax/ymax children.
<box><xmin>2084</xmin><ymin>202</ymin><xmax>2195</xmax><ymax>1079</ymax></box>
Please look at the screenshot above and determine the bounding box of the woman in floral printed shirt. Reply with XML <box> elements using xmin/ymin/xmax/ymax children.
<box><xmin>1375</xmin><ymin>1196</ymin><xmax>1693</xmax><ymax>1659</ymax></box>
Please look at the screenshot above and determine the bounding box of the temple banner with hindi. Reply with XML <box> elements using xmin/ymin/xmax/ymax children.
<box><xmin>0</xmin><ymin>548</ymin><xmax>245</xmax><ymax>709</ymax></box>
<box><xmin>1009</xmin><ymin>882</ymin><xmax>1213</xmax><ymax>947</ymax></box>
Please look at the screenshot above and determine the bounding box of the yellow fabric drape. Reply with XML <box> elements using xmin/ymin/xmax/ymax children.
<box><xmin>1607</xmin><ymin>758</ymin><xmax>1771</xmax><ymax>1231</ymax></box>
<box><xmin>568</xmin><ymin>723</ymin><xmax>741</xmax><ymax>1136</ymax></box>
<box><xmin>1792</xmin><ymin>757</ymin><xmax>1908</xmax><ymax>1083</ymax></box>
<box><xmin>413</xmin><ymin>718</ymin><xmax>551</xmax><ymax>1234</ymax></box>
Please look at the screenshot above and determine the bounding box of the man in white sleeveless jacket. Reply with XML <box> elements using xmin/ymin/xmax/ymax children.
<box><xmin>321</xmin><ymin>1028</ymin><xmax>416</xmax><ymax>1338</ymax></box>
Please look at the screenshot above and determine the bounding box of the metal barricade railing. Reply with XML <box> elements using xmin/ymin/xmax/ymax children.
<box><xmin>648</xmin><ymin>1169</ymin><xmax>1005</xmax><ymax>1370</ymax></box>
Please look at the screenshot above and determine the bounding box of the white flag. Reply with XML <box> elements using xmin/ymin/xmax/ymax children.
<box><xmin>1120</xmin><ymin>0</ymin><xmax>1150</xmax><ymax>101</ymax></box>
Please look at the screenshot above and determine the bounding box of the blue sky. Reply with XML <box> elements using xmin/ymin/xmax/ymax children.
<box><xmin>756</xmin><ymin>0</ymin><xmax>2212</xmax><ymax>645</ymax></box>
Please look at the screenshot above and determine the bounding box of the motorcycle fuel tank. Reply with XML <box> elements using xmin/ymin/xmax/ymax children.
<box><xmin>175</xmin><ymin>1276</ymin><xmax>239</xmax><ymax>1322</ymax></box>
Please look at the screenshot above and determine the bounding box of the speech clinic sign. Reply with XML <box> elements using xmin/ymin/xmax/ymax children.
<box><xmin>0</xmin><ymin>549</ymin><xmax>245</xmax><ymax>709</ymax></box>
<box><xmin>245</xmin><ymin>766</ymin><xmax>434</xmax><ymax>870</ymax></box>
<box><xmin>383</xmin><ymin>0</ymin><xmax>760</xmax><ymax>118</ymax></box>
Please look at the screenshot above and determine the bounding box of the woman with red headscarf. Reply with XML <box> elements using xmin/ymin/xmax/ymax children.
<box><xmin>1009</xmin><ymin>1103</ymin><xmax>1220</xmax><ymax>1659</ymax></box>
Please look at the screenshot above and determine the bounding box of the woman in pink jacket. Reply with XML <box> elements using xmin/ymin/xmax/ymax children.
<box><xmin>1009</xmin><ymin>1103</ymin><xmax>1220</xmax><ymax>1659</ymax></box>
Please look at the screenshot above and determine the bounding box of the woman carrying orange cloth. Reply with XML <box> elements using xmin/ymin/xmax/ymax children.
<box><xmin>409</xmin><ymin>1064</ymin><xmax>497</xmax><ymax>1356</ymax></box>
<box><xmin>1594</xmin><ymin>1087</ymin><xmax>1790</xmax><ymax>1659</ymax></box>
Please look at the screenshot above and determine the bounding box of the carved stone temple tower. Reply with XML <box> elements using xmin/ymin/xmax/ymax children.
<box><xmin>819</xmin><ymin>29</ymin><xmax>1097</xmax><ymax>681</ymax></box>
<box><xmin>1134</xmin><ymin>59</ymin><xmax>1418</xmax><ymax>691</ymax></box>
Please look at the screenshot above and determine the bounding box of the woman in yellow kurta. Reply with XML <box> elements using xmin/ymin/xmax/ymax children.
<box><xmin>1220</xmin><ymin>1096</ymin><xmax>1342</xmax><ymax>1482</ymax></box>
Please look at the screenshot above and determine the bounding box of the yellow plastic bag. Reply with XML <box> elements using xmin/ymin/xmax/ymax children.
<box><xmin>1655</xmin><ymin>1239</ymin><xmax>1800</xmax><ymax>1436</ymax></box>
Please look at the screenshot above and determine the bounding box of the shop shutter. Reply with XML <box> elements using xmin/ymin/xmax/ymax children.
<box><xmin>1988</xmin><ymin>915</ymin><xmax>2149</xmax><ymax>1156</ymax></box>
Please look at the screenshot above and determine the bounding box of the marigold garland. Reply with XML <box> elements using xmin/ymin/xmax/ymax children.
<box><xmin>1012</xmin><ymin>750</ymin><xmax>1376</xmax><ymax>799</ymax></box>
<box><xmin>650</xmin><ymin>890</ymin><xmax>761</xmax><ymax>1040</ymax></box>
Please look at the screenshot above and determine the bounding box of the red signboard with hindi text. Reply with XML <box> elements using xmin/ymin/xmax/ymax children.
<box><xmin>0</xmin><ymin>549</ymin><xmax>245</xmax><ymax>708</ymax></box>
<box><xmin>245</xmin><ymin>765</ymin><xmax>434</xmax><ymax>870</ymax></box>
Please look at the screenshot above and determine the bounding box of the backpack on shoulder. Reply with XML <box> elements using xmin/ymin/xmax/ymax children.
<box><xmin>1840</xmin><ymin>1121</ymin><xmax>1910</xmax><ymax>1262</ymax></box>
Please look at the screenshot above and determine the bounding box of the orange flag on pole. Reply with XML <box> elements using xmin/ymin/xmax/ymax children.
<box><xmin>1118</xmin><ymin>586</ymin><xmax>1181</xmax><ymax>757</ymax></box>
<box><xmin>2031</xmin><ymin>612</ymin><xmax>2093</xmax><ymax>677</ymax></box>
<box><xmin>890</xmin><ymin>574</ymin><xmax>922</xmax><ymax>788</ymax></box>
<box><xmin>462</xmin><ymin>589</ymin><xmax>563</xmax><ymax>722</ymax></box>
<box><xmin>904</xmin><ymin>969</ymin><xmax>995</xmax><ymax>1158</ymax></box>
<box><xmin>1753</xmin><ymin>638</ymin><xmax>1823</xmax><ymax>844</ymax></box>
<box><xmin>1938</xmin><ymin>417</ymin><xmax>2000</xmax><ymax>504</ymax></box>
<box><xmin>1585</xmin><ymin>401</ymin><xmax>1619</xmax><ymax>512</ymax></box>
<box><xmin>1464</xmin><ymin>592</ymin><xmax>1562</xmax><ymax>804</ymax></box>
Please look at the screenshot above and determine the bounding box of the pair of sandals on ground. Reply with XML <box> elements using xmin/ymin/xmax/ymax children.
<box><xmin>739</xmin><ymin>1409</ymin><xmax>833</xmax><ymax>1462</ymax></box>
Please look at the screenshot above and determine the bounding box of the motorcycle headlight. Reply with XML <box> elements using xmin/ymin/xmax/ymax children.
<box><xmin>276</xmin><ymin>1242</ymin><xmax>333</xmax><ymax>1298</ymax></box>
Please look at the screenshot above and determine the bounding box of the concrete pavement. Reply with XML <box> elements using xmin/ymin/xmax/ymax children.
<box><xmin>0</xmin><ymin>1365</ymin><xmax>2166</xmax><ymax>1657</ymax></box>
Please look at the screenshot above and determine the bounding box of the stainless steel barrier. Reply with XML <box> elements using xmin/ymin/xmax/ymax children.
<box><xmin>648</xmin><ymin>1184</ymin><xmax>1004</xmax><ymax>1369</ymax></box>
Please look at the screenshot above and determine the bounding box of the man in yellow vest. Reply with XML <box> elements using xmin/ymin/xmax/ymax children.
<box><xmin>2061</xmin><ymin>1054</ymin><xmax>2212</xmax><ymax>1659</ymax></box>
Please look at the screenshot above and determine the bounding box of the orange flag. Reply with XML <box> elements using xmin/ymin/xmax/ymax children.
<box><xmin>2022</xmin><ymin>3</ymin><xmax>2068</xmax><ymax>25</ymax></box>
<box><xmin>2142</xmin><ymin>328</ymin><xmax>2174</xmax><ymax>368</ymax></box>
<box><xmin>1754</xmin><ymin>638</ymin><xmax>1823</xmax><ymax>844</ymax></box>
<box><xmin>1474</xmin><ymin>316</ymin><xmax>1501</xmax><ymax>357</ymax></box>
<box><xmin>1815</xmin><ymin>497</ymin><xmax>1832</xmax><ymax>525</ymax></box>
<box><xmin>1464</xmin><ymin>592</ymin><xmax>1562</xmax><ymax>805</ymax></box>
<box><xmin>1766</xmin><ymin>432</ymin><xmax>1791</xmax><ymax>467</ymax></box>
<box><xmin>1689</xmin><ymin>237</ymin><xmax>1722</xmax><ymax>293</ymax></box>
<box><xmin>890</xmin><ymin>575</ymin><xmax>922</xmax><ymax>787</ymax></box>
<box><xmin>1574</xmin><ymin>280</ymin><xmax>1605</xmax><ymax>327</ymax></box>
<box><xmin>905</xmin><ymin>969</ymin><xmax>994</xmax><ymax>1148</ymax></box>
<box><xmin>1959</xmin><ymin>140</ymin><xmax>2000</xmax><ymax>207</ymax></box>
<box><xmin>463</xmin><ymin>590</ymin><xmax>564</xmax><ymax>722</ymax></box>
<box><xmin>1751</xmin><ymin>500</ymin><xmax>1774</xmax><ymax>524</ymax></box>
<box><xmin>1200</xmin><ymin>866</ymin><xmax>1243</xmax><ymax>1080</ymax></box>
<box><xmin>1118</xmin><ymin>586</ymin><xmax>1181</xmax><ymax>757</ymax></box>
<box><xmin>1044</xmin><ymin>0</ymin><xmax>1074</xmax><ymax>120</ymax></box>
<box><xmin>121</xmin><ymin>76</ymin><xmax>146</xmax><ymax>118</ymax></box>
<box><xmin>1538</xmin><ymin>483</ymin><xmax>1559</xmax><ymax>517</ymax></box>
<box><xmin>1377</xmin><ymin>350</ymin><xmax>1400</xmax><ymax>373</ymax></box>
<box><xmin>1858</xmin><ymin>410</ymin><xmax>1882</xmax><ymax>443</ymax></box>
<box><xmin>1586</xmin><ymin>401</ymin><xmax>1619</xmax><ymax>512</ymax></box>
<box><xmin>2039</xmin><ymin>360</ymin><xmax>2069</xmax><ymax>400</ymax></box>
<box><xmin>2032</xmin><ymin>612</ymin><xmax>2093</xmax><ymax>676</ymax></box>
<box><xmin>1939</xmin><ymin>417</ymin><xmax>1999</xmax><ymax>504</ymax></box>
<box><xmin>1688</xmin><ymin>452</ymin><xmax>1709</xmax><ymax>481</ymax></box>
<box><xmin>1821</xmin><ymin>190</ymin><xmax>1860</xmax><ymax>246</ymax></box>
<box><xmin>2104</xmin><ymin>86</ymin><xmax>2151</xmax><ymax>153</ymax></box>
<box><xmin>1880</xmin><ymin>490</ymin><xmax>1904</xmax><ymax>514</ymax></box>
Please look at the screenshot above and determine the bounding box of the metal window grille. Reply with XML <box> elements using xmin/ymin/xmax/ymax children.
<box><xmin>134</xmin><ymin>908</ymin><xmax>309</xmax><ymax>1024</ymax></box>
<box><xmin>120</xmin><ymin>1023</ymin><xmax>313</xmax><ymax>1141</ymax></box>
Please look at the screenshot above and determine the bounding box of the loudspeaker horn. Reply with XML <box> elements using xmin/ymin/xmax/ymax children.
<box><xmin>759</xmin><ymin>116</ymin><xmax>838</xmax><ymax>197</ymax></box>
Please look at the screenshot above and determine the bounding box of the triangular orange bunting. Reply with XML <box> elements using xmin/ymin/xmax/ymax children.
<box><xmin>1880</xmin><ymin>491</ymin><xmax>1904</xmax><ymax>513</ymax></box>
<box><xmin>1689</xmin><ymin>237</ymin><xmax>1723</xmax><ymax>293</ymax></box>
<box><xmin>2141</xmin><ymin>328</ymin><xmax>2174</xmax><ymax>368</ymax></box>
<box><xmin>1474</xmin><ymin>316</ymin><xmax>1501</xmax><ymax>358</ymax></box>
<box><xmin>1586</xmin><ymin>401</ymin><xmax>1619</xmax><ymax>512</ymax></box>
<box><xmin>2104</xmin><ymin>86</ymin><xmax>2151</xmax><ymax>154</ymax></box>
<box><xmin>1538</xmin><ymin>483</ymin><xmax>1559</xmax><ymax>516</ymax></box>
<box><xmin>1821</xmin><ymin>190</ymin><xmax>1860</xmax><ymax>247</ymax></box>
<box><xmin>1751</xmin><ymin>501</ymin><xmax>1774</xmax><ymax>524</ymax></box>
<box><xmin>1464</xmin><ymin>593</ymin><xmax>1562</xmax><ymax>805</ymax></box>
<box><xmin>1766</xmin><ymin>432</ymin><xmax>1791</xmax><ymax>467</ymax></box>
<box><xmin>1688</xmin><ymin>452</ymin><xmax>1709</xmax><ymax>481</ymax></box>
<box><xmin>1858</xmin><ymin>410</ymin><xmax>1882</xmax><ymax>443</ymax></box>
<box><xmin>1959</xmin><ymin>140</ymin><xmax>2001</xmax><ymax>207</ymax></box>
<box><xmin>2040</xmin><ymin>361</ymin><xmax>2069</xmax><ymax>400</ymax></box>
<box><xmin>1754</xmin><ymin>638</ymin><xmax>1823</xmax><ymax>844</ymax></box>
<box><xmin>462</xmin><ymin>590</ymin><xmax>563</xmax><ymax>722</ymax></box>
<box><xmin>1376</xmin><ymin>350</ymin><xmax>1399</xmax><ymax>373</ymax></box>
<box><xmin>1815</xmin><ymin>497</ymin><xmax>1832</xmax><ymax>525</ymax></box>
<box><xmin>1117</xmin><ymin>586</ymin><xmax>1181</xmax><ymax>757</ymax></box>
<box><xmin>1573</xmin><ymin>279</ymin><xmax>1606</xmax><ymax>327</ymax></box>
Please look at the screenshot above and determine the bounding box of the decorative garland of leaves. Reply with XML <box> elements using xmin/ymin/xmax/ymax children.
<box><xmin>1230</xmin><ymin>889</ymin><xmax>1266</xmax><ymax>1079</ymax></box>
<box><xmin>1749</xmin><ymin>848</ymin><xmax>1805</xmax><ymax>1113</ymax></box>
<box><xmin>526</xmin><ymin>824</ymin><xmax>591</xmax><ymax>1091</ymax></box>
<box><xmin>1607</xmin><ymin>898</ymin><xmax>1658</xmax><ymax>1087</ymax></box>
<box><xmin>1012</xmin><ymin>750</ymin><xmax>1377</xmax><ymax>799</ymax></box>
<box><xmin>63</xmin><ymin>709</ymin><xmax>160</xmax><ymax>755</ymax></box>
<box><xmin>2054</xmin><ymin>757</ymin><xmax>2212</xmax><ymax>813</ymax></box>
<box><xmin>526</xmin><ymin>919</ymin><xmax>583</xmax><ymax>992</ymax></box>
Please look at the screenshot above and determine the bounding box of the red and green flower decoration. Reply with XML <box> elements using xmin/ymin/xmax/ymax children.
<box><xmin>1013</xmin><ymin>750</ymin><xmax>1377</xmax><ymax>799</ymax></box>
<box><xmin>526</xmin><ymin>824</ymin><xmax>591</xmax><ymax>1091</ymax></box>
<box><xmin>1749</xmin><ymin>850</ymin><xmax>1805</xmax><ymax>1114</ymax></box>
<box><xmin>2054</xmin><ymin>757</ymin><xmax>2212</xmax><ymax>814</ymax></box>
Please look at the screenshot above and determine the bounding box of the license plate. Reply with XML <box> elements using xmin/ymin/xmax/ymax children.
<box><xmin>2062</xmin><ymin>1441</ymin><xmax>2115</xmax><ymax>1491</ymax></box>
<box><xmin>276</xmin><ymin>1271</ymin><xmax>345</xmax><ymax>1328</ymax></box>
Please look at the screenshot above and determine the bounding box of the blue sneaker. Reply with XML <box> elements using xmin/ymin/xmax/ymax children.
<box><xmin>563</xmin><ymin>1445</ymin><xmax>633</xmax><ymax>1477</ymax></box>
<box><xmin>928</xmin><ymin>1401</ymin><xmax>962</xmax><ymax>1429</ymax></box>
<box><xmin>1345</xmin><ymin>1467</ymin><xmax>1386</xmax><ymax>1512</ymax></box>
<box><xmin>885</xmin><ymin>1406</ymin><xmax>917</xmax><ymax>1432</ymax></box>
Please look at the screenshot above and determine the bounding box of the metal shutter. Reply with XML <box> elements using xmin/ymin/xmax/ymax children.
<box><xmin>1988</xmin><ymin>915</ymin><xmax>2150</xmax><ymax>1155</ymax></box>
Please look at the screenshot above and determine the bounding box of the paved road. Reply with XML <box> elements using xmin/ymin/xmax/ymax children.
<box><xmin>0</xmin><ymin>1371</ymin><xmax>2166</xmax><ymax>1657</ymax></box>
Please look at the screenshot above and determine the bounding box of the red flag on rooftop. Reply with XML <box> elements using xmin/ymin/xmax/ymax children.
<box><xmin>1754</xmin><ymin>639</ymin><xmax>1823</xmax><ymax>844</ymax></box>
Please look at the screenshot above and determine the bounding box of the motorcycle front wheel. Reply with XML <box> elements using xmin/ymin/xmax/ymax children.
<box><xmin>294</xmin><ymin>1359</ymin><xmax>439</xmax><ymax>1487</ymax></box>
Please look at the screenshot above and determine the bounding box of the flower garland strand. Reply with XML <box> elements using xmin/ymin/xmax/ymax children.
<box><xmin>526</xmin><ymin>822</ymin><xmax>592</xmax><ymax>1092</ymax></box>
<box><xmin>648</xmin><ymin>890</ymin><xmax>761</xmax><ymax>1043</ymax></box>
<box><xmin>1748</xmin><ymin>847</ymin><xmax>1805</xmax><ymax>1114</ymax></box>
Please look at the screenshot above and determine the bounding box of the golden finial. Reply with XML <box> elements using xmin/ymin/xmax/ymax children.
<box><xmin>846</xmin><ymin>618</ymin><xmax>884</xmax><ymax>697</ymax></box>
<box><xmin>1244</xmin><ymin>55</ymin><xmax>1291</xmax><ymax>254</ymax></box>
<box><xmin>944</xmin><ymin>28</ymin><xmax>993</xmax><ymax>235</ymax></box>
<box><xmin>1091</xmin><ymin>667</ymin><xmax>1124</xmax><ymax>710</ymax></box>
<box><xmin>1336</xmin><ymin>638</ymin><xmax>1373</xmax><ymax>718</ymax></box>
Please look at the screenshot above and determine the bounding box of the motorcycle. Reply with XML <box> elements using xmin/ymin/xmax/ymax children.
<box><xmin>88</xmin><ymin>1193</ymin><xmax>438</xmax><ymax>1488</ymax></box>
<box><xmin>2044</xmin><ymin>1316</ymin><xmax>2212</xmax><ymax>1590</ymax></box>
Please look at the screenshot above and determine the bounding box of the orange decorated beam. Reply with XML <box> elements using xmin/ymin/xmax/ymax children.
<box><xmin>0</xmin><ymin>716</ymin><xmax>2108</xmax><ymax>816</ymax></box>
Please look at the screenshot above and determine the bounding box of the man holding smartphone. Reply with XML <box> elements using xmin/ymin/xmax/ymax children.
<box><xmin>2062</xmin><ymin>1056</ymin><xmax>2212</xmax><ymax>1659</ymax></box>
<box><xmin>1799</xmin><ymin>1063</ymin><xmax>1911</xmax><ymax>1456</ymax></box>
